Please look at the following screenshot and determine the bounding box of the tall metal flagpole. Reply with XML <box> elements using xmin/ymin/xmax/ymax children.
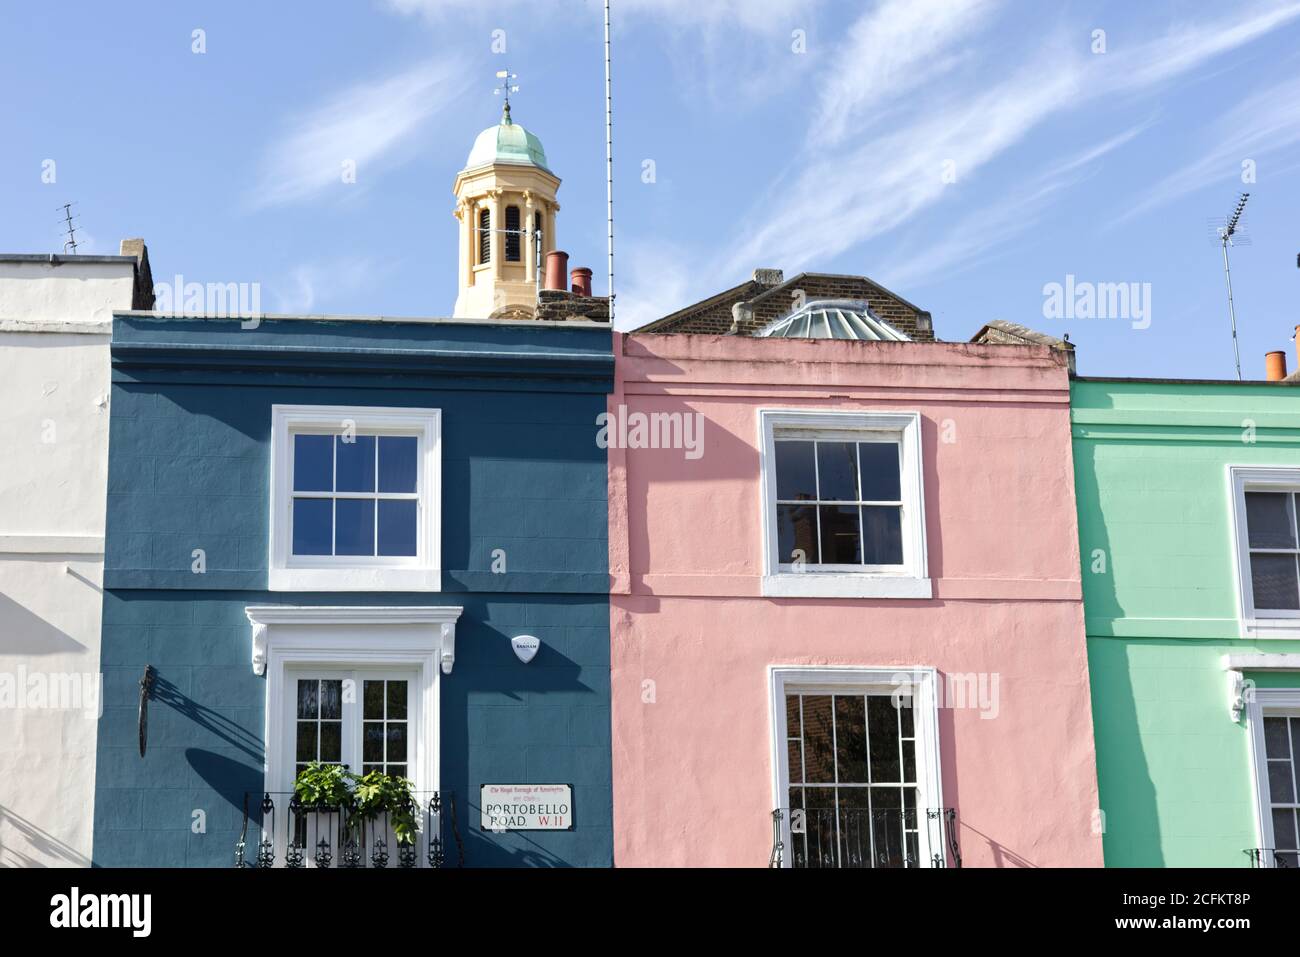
<box><xmin>604</xmin><ymin>0</ymin><xmax>615</xmax><ymax>323</ymax></box>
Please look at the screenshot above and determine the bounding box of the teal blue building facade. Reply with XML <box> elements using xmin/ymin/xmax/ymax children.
<box><xmin>93</xmin><ymin>313</ymin><xmax>614</xmax><ymax>867</ymax></box>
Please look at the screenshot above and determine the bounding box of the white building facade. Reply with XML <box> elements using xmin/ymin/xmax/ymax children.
<box><xmin>0</xmin><ymin>243</ymin><xmax>152</xmax><ymax>866</ymax></box>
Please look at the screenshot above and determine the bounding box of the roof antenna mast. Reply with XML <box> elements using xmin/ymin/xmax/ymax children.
<box><xmin>58</xmin><ymin>202</ymin><xmax>80</xmax><ymax>255</ymax></box>
<box><xmin>604</xmin><ymin>0</ymin><xmax>616</xmax><ymax>323</ymax></box>
<box><xmin>1218</xmin><ymin>192</ymin><xmax>1250</xmax><ymax>381</ymax></box>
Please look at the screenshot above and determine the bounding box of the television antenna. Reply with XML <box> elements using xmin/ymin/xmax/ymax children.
<box><xmin>57</xmin><ymin>202</ymin><xmax>80</xmax><ymax>255</ymax></box>
<box><xmin>1216</xmin><ymin>192</ymin><xmax>1250</xmax><ymax>381</ymax></box>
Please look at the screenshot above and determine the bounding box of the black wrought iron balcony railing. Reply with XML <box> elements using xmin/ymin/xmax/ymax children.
<box><xmin>236</xmin><ymin>791</ymin><xmax>464</xmax><ymax>868</ymax></box>
<box><xmin>1245</xmin><ymin>847</ymin><xmax>1296</xmax><ymax>868</ymax></box>
<box><xmin>770</xmin><ymin>806</ymin><xmax>961</xmax><ymax>869</ymax></box>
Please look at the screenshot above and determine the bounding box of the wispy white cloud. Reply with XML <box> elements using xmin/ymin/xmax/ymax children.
<box><xmin>271</xmin><ymin>256</ymin><xmax>392</xmax><ymax>314</ymax></box>
<box><xmin>612</xmin><ymin>238</ymin><xmax>697</xmax><ymax>332</ymax></box>
<box><xmin>724</xmin><ymin>2</ymin><xmax>1300</xmax><ymax>278</ymax></box>
<box><xmin>1111</xmin><ymin>73</ymin><xmax>1300</xmax><ymax>225</ymax></box>
<box><xmin>723</xmin><ymin>46</ymin><xmax>1082</xmax><ymax>276</ymax></box>
<box><xmin>811</xmin><ymin>0</ymin><xmax>1001</xmax><ymax>147</ymax></box>
<box><xmin>1104</xmin><ymin>2</ymin><xmax>1300</xmax><ymax>91</ymax></box>
<box><xmin>383</xmin><ymin>0</ymin><xmax>816</xmax><ymax>32</ymax></box>
<box><xmin>876</xmin><ymin>124</ymin><xmax>1149</xmax><ymax>290</ymax></box>
<box><xmin>248</xmin><ymin>57</ymin><xmax>469</xmax><ymax>210</ymax></box>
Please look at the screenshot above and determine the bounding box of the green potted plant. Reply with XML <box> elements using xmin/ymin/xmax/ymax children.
<box><xmin>352</xmin><ymin>770</ymin><xmax>418</xmax><ymax>846</ymax></box>
<box><xmin>291</xmin><ymin>763</ymin><xmax>419</xmax><ymax>848</ymax></box>
<box><xmin>293</xmin><ymin>761</ymin><xmax>355</xmax><ymax>813</ymax></box>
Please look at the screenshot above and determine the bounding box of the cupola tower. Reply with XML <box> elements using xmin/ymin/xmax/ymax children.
<box><xmin>452</xmin><ymin>86</ymin><xmax>560</xmax><ymax>320</ymax></box>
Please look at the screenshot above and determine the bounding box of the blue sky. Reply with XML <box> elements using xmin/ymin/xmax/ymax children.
<box><xmin>3</xmin><ymin>0</ymin><xmax>1299</xmax><ymax>378</ymax></box>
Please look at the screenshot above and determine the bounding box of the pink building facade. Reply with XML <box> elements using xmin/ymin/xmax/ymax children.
<box><xmin>608</xmin><ymin>332</ymin><xmax>1103</xmax><ymax>867</ymax></box>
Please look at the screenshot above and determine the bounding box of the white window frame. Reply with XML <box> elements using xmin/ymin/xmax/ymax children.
<box><xmin>768</xmin><ymin>666</ymin><xmax>944</xmax><ymax>869</ymax></box>
<box><xmin>284</xmin><ymin>667</ymin><xmax>418</xmax><ymax>778</ymax></box>
<box><xmin>248</xmin><ymin>604</ymin><xmax>462</xmax><ymax>801</ymax></box>
<box><xmin>1243</xmin><ymin>686</ymin><xmax>1300</xmax><ymax>867</ymax></box>
<box><xmin>759</xmin><ymin>409</ymin><xmax>930</xmax><ymax>598</ymax></box>
<box><xmin>270</xmin><ymin>404</ymin><xmax>441</xmax><ymax>592</ymax></box>
<box><xmin>1228</xmin><ymin>466</ymin><xmax>1300</xmax><ymax>638</ymax></box>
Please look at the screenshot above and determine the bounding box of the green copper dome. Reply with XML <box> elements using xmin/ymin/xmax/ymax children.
<box><xmin>465</xmin><ymin>104</ymin><xmax>550</xmax><ymax>172</ymax></box>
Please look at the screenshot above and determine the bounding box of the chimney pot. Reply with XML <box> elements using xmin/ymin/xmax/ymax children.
<box><xmin>544</xmin><ymin>250</ymin><xmax>570</xmax><ymax>292</ymax></box>
<box><xmin>1267</xmin><ymin>350</ymin><xmax>1288</xmax><ymax>382</ymax></box>
<box><xmin>570</xmin><ymin>267</ymin><xmax>593</xmax><ymax>297</ymax></box>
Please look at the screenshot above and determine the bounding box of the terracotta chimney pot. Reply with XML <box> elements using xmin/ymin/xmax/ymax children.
<box><xmin>1266</xmin><ymin>351</ymin><xmax>1287</xmax><ymax>382</ymax></box>
<box><xmin>570</xmin><ymin>267</ymin><xmax>593</xmax><ymax>297</ymax></box>
<box><xmin>544</xmin><ymin>251</ymin><xmax>570</xmax><ymax>292</ymax></box>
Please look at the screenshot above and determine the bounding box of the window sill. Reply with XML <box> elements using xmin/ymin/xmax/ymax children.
<box><xmin>1241</xmin><ymin>618</ymin><xmax>1300</xmax><ymax>640</ymax></box>
<box><xmin>761</xmin><ymin>573</ymin><xmax>932</xmax><ymax>599</ymax></box>
<box><xmin>269</xmin><ymin>566</ymin><xmax>441</xmax><ymax>593</ymax></box>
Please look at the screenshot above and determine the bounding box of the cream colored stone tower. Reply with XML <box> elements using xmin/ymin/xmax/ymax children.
<box><xmin>452</xmin><ymin>101</ymin><xmax>560</xmax><ymax>319</ymax></box>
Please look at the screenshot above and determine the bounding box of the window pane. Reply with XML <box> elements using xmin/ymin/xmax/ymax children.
<box><xmin>859</xmin><ymin>442</ymin><xmax>901</xmax><ymax>501</ymax></box>
<box><xmin>1250</xmin><ymin>553</ymin><xmax>1300</xmax><ymax>610</ymax></box>
<box><xmin>787</xmin><ymin>739</ymin><xmax>803</xmax><ymax>784</ymax></box>
<box><xmin>800</xmin><ymin>696</ymin><xmax>836</xmax><ymax>784</ymax></box>
<box><xmin>387</xmin><ymin>681</ymin><xmax>407</xmax><ymax>720</ymax></box>
<box><xmin>868</xmin><ymin>696</ymin><xmax>902</xmax><ymax>783</ymax></box>
<box><xmin>389</xmin><ymin>764</ymin><xmax>407</xmax><ymax>781</ymax></box>
<box><xmin>1273</xmin><ymin>808</ymin><xmax>1297</xmax><ymax>850</ymax></box>
<box><xmin>803</xmin><ymin>796</ymin><xmax>836</xmax><ymax>869</ymax></box>
<box><xmin>387</xmin><ymin>725</ymin><xmax>407</xmax><ymax>762</ymax></box>
<box><xmin>901</xmin><ymin>736</ymin><xmax>916</xmax><ymax>784</ymax></box>
<box><xmin>320</xmin><ymin>680</ymin><xmax>342</xmax><ymax>720</ymax></box>
<box><xmin>775</xmin><ymin>440</ymin><xmax>817</xmax><ymax>500</ymax></box>
<box><xmin>335</xmin><ymin>499</ymin><xmax>375</xmax><ymax>556</ymax></box>
<box><xmin>819</xmin><ymin>505</ymin><xmax>862</xmax><ymax>563</ymax></box>
<box><xmin>837</xmin><ymin>787</ymin><xmax>870</xmax><ymax>867</ymax></box>
<box><xmin>834</xmin><ymin>695</ymin><xmax>868</xmax><ymax>783</ymax></box>
<box><xmin>777</xmin><ymin>503</ymin><xmax>819</xmax><ymax>564</ymax></box>
<box><xmin>292</xmin><ymin>498</ymin><xmax>333</xmax><ymax>556</ymax></box>
<box><xmin>1246</xmin><ymin>492</ymin><xmax>1296</xmax><ymax>548</ymax></box>
<box><xmin>1265</xmin><ymin>717</ymin><xmax>1290</xmax><ymax>759</ymax></box>
<box><xmin>862</xmin><ymin>506</ymin><xmax>903</xmax><ymax>565</ymax></box>
<box><xmin>296</xmin><ymin>722</ymin><xmax>317</xmax><ymax>762</ymax></box>
<box><xmin>899</xmin><ymin>698</ymin><xmax>915</xmax><ymax>738</ymax></box>
<box><xmin>870</xmin><ymin>788</ymin><xmax>904</xmax><ymax>868</ymax></box>
<box><xmin>1293</xmin><ymin>717</ymin><xmax>1300</xmax><ymax>785</ymax></box>
<box><xmin>816</xmin><ymin>442</ymin><xmax>859</xmax><ymax>501</ymax></box>
<box><xmin>363</xmin><ymin>723</ymin><xmax>384</xmax><ymax>763</ymax></box>
<box><xmin>319</xmin><ymin>721</ymin><xmax>341</xmax><ymax>762</ymax></box>
<box><xmin>785</xmin><ymin>694</ymin><xmax>801</xmax><ymax>738</ymax></box>
<box><xmin>364</xmin><ymin>680</ymin><xmax>384</xmax><ymax>720</ymax></box>
<box><xmin>378</xmin><ymin>500</ymin><xmax>418</xmax><ymax>557</ymax></box>
<box><xmin>335</xmin><ymin>435</ymin><xmax>375</xmax><ymax>493</ymax></box>
<box><xmin>378</xmin><ymin>436</ymin><xmax>418</xmax><ymax>493</ymax></box>
<box><xmin>1268</xmin><ymin>761</ymin><xmax>1296</xmax><ymax>804</ymax></box>
<box><xmin>297</xmin><ymin>679</ymin><xmax>318</xmax><ymax>719</ymax></box>
<box><xmin>293</xmin><ymin>435</ymin><xmax>333</xmax><ymax>492</ymax></box>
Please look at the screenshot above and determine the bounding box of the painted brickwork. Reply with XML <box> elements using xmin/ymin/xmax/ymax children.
<box><xmin>1073</xmin><ymin>378</ymin><xmax>1300</xmax><ymax>866</ymax></box>
<box><xmin>93</xmin><ymin>314</ymin><xmax>613</xmax><ymax>867</ymax></box>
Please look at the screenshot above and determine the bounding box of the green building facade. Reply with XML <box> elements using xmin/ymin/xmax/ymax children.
<box><xmin>1073</xmin><ymin>378</ymin><xmax>1300</xmax><ymax>867</ymax></box>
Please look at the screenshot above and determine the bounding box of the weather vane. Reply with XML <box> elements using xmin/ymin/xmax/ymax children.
<box><xmin>494</xmin><ymin>69</ymin><xmax>520</xmax><ymax>121</ymax></box>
